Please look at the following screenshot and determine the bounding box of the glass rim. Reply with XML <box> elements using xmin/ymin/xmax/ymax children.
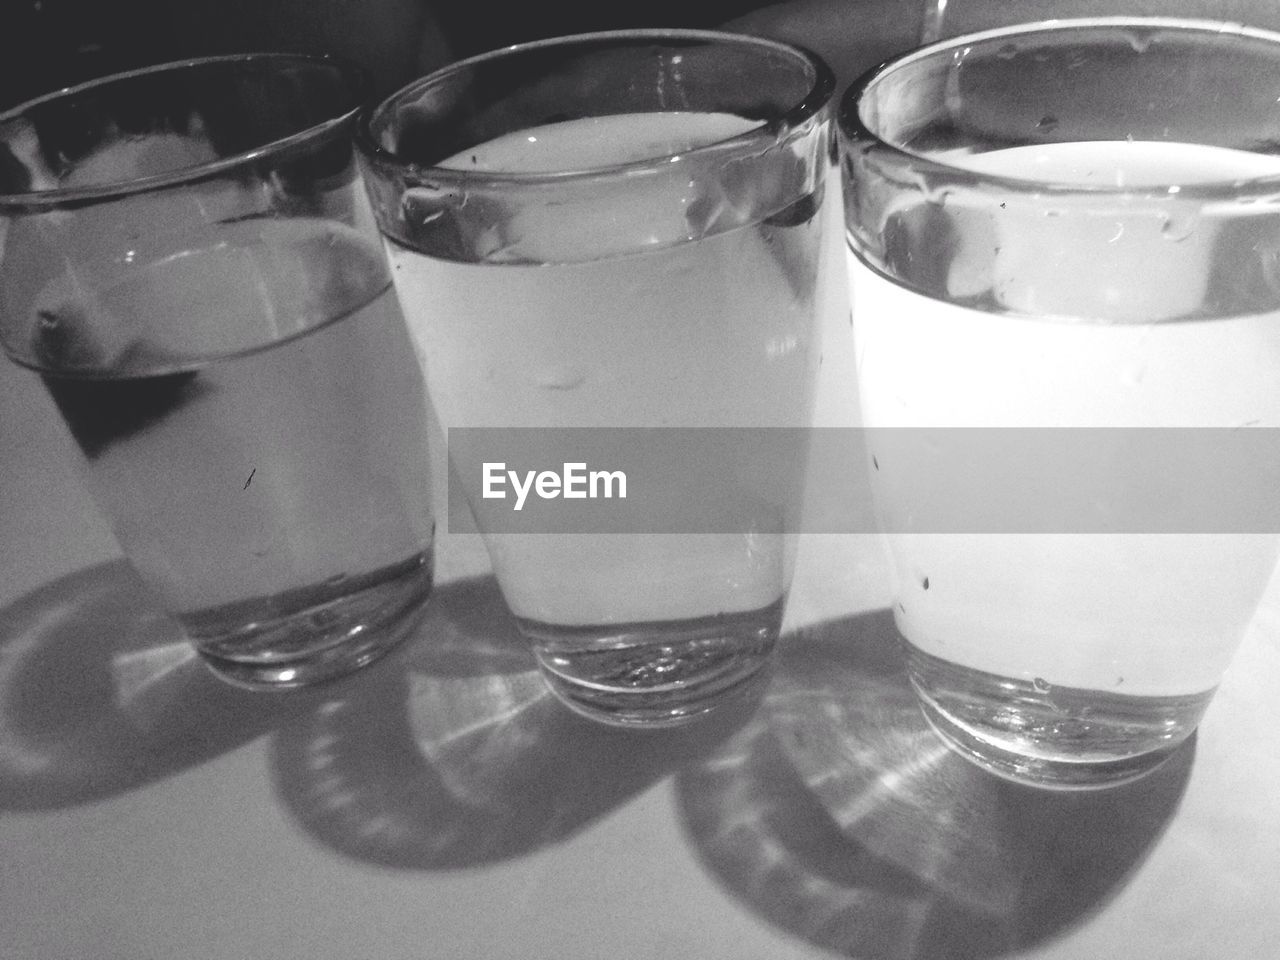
<box><xmin>356</xmin><ymin>28</ymin><xmax>835</xmax><ymax>186</ymax></box>
<box><xmin>0</xmin><ymin>51</ymin><xmax>371</xmax><ymax>211</ymax></box>
<box><xmin>839</xmin><ymin>16</ymin><xmax>1280</xmax><ymax>202</ymax></box>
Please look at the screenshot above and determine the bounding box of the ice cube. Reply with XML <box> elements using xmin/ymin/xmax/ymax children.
<box><xmin>30</xmin><ymin>285</ymin><xmax>137</xmax><ymax>373</ymax></box>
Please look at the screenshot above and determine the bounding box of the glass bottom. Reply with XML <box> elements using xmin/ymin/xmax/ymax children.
<box><xmin>906</xmin><ymin>644</ymin><xmax>1212</xmax><ymax>790</ymax></box>
<box><xmin>520</xmin><ymin>598</ymin><xmax>784</xmax><ymax>727</ymax></box>
<box><xmin>185</xmin><ymin>548</ymin><xmax>434</xmax><ymax>690</ymax></box>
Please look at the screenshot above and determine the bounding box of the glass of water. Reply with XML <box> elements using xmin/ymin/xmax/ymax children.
<box><xmin>920</xmin><ymin>0</ymin><xmax>1280</xmax><ymax>44</ymax></box>
<box><xmin>0</xmin><ymin>55</ymin><xmax>436</xmax><ymax>689</ymax></box>
<box><xmin>358</xmin><ymin>31</ymin><xmax>838</xmax><ymax>726</ymax></box>
<box><xmin>841</xmin><ymin>19</ymin><xmax>1280</xmax><ymax>787</ymax></box>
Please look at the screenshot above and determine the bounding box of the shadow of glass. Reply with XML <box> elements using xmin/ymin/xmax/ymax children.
<box><xmin>676</xmin><ymin>608</ymin><xmax>1194</xmax><ymax>960</ymax></box>
<box><xmin>269</xmin><ymin>574</ymin><xmax>761</xmax><ymax>870</ymax></box>
<box><xmin>0</xmin><ymin>560</ymin><xmax>325</xmax><ymax>809</ymax></box>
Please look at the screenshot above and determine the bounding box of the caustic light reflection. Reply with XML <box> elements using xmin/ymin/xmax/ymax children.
<box><xmin>676</xmin><ymin>610</ymin><xmax>1192</xmax><ymax>959</ymax></box>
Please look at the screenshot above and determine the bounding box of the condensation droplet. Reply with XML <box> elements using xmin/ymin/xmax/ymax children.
<box><xmin>1160</xmin><ymin>212</ymin><xmax>1195</xmax><ymax>242</ymax></box>
<box><xmin>535</xmin><ymin>365</ymin><xmax>587</xmax><ymax>391</ymax></box>
<box><xmin>926</xmin><ymin>186</ymin><xmax>954</xmax><ymax>207</ymax></box>
<box><xmin>1032</xmin><ymin>677</ymin><xmax>1051</xmax><ymax>693</ymax></box>
<box><xmin>1121</xmin><ymin>360</ymin><xmax>1147</xmax><ymax>387</ymax></box>
<box><xmin>1125</xmin><ymin>28</ymin><xmax>1157</xmax><ymax>54</ymax></box>
<box><xmin>400</xmin><ymin>183</ymin><xmax>465</xmax><ymax>228</ymax></box>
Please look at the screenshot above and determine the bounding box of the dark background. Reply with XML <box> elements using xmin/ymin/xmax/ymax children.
<box><xmin>0</xmin><ymin>0</ymin><xmax>786</xmax><ymax>108</ymax></box>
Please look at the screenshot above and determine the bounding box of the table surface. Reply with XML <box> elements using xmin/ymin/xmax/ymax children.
<box><xmin>5</xmin><ymin>5</ymin><xmax>1280</xmax><ymax>958</ymax></box>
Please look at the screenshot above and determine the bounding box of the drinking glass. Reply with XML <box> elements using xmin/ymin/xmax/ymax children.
<box><xmin>920</xmin><ymin>1</ymin><xmax>1280</xmax><ymax>44</ymax></box>
<box><xmin>0</xmin><ymin>55</ymin><xmax>436</xmax><ymax>689</ymax></box>
<box><xmin>358</xmin><ymin>30</ymin><xmax>837</xmax><ymax>726</ymax></box>
<box><xmin>840</xmin><ymin>19</ymin><xmax>1280</xmax><ymax>787</ymax></box>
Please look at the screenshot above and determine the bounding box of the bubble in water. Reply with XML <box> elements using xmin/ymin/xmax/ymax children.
<box><xmin>1035</xmin><ymin>115</ymin><xmax>1059</xmax><ymax>133</ymax></box>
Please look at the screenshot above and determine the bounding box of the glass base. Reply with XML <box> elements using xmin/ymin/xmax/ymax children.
<box><xmin>906</xmin><ymin>644</ymin><xmax>1212</xmax><ymax>790</ymax></box>
<box><xmin>521</xmin><ymin>599</ymin><xmax>783</xmax><ymax>727</ymax></box>
<box><xmin>186</xmin><ymin>549</ymin><xmax>434</xmax><ymax>690</ymax></box>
